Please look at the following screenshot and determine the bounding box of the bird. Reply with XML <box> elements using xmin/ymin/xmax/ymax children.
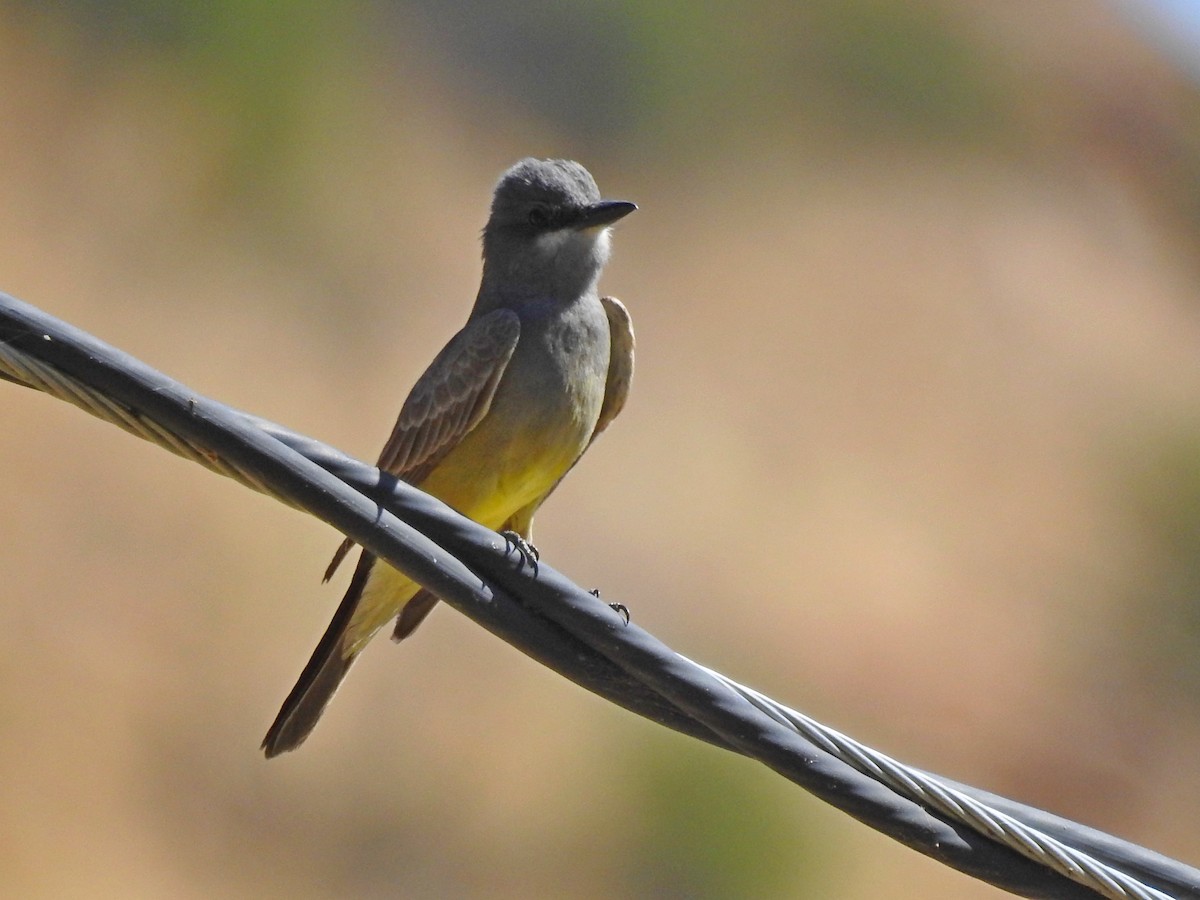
<box><xmin>262</xmin><ymin>158</ymin><xmax>636</xmax><ymax>756</ymax></box>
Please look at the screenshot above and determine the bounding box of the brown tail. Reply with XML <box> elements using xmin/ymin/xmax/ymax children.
<box><xmin>262</xmin><ymin>552</ymin><xmax>376</xmax><ymax>758</ymax></box>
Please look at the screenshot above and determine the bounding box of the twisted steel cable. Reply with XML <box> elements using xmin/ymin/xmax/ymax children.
<box><xmin>2</xmin><ymin>291</ymin><xmax>1197</xmax><ymax>900</ymax></box>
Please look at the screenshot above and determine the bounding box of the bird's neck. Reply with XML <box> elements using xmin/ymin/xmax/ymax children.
<box><xmin>473</xmin><ymin>258</ymin><xmax>602</xmax><ymax>316</ymax></box>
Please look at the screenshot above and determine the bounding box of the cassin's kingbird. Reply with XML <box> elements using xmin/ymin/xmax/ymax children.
<box><xmin>262</xmin><ymin>158</ymin><xmax>636</xmax><ymax>756</ymax></box>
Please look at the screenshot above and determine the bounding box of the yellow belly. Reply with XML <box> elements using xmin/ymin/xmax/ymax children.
<box><xmin>343</xmin><ymin>382</ymin><xmax>600</xmax><ymax>654</ymax></box>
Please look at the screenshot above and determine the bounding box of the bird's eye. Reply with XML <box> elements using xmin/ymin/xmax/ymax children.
<box><xmin>527</xmin><ymin>206</ymin><xmax>551</xmax><ymax>228</ymax></box>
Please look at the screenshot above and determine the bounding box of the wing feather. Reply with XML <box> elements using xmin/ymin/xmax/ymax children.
<box><xmin>324</xmin><ymin>308</ymin><xmax>520</xmax><ymax>581</ymax></box>
<box><xmin>378</xmin><ymin>308</ymin><xmax>520</xmax><ymax>481</ymax></box>
<box><xmin>592</xmin><ymin>296</ymin><xmax>635</xmax><ymax>444</ymax></box>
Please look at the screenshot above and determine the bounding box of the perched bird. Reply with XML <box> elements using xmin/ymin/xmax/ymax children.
<box><xmin>263</xmin><ymin>158</ymin><xmax>636</xmax><ymax>756</ymax></box>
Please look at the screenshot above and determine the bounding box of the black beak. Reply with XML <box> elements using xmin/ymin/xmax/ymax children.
<box><xmin>574</xmin><ymin>200</ymin><xmax>638</xmax><ymax>230</ymax></box>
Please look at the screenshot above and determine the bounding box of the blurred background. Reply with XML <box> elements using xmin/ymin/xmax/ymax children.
<box><xmin>3</xmin><ymin>0</ymin><xmax>1200</xmax><ymax>896</ymax></box>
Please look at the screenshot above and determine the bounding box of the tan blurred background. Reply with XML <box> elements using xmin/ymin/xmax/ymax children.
<box><xmin>3</xmin><ymin>0</ymin><xmax>1200</xmax><ymax>896</ymax></box>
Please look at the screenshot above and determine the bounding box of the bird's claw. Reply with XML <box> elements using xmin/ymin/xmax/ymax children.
<box><xmin>500</xmin><ymin>530</ymin><xmax>540</xmax><ymax>573</ymax></box>
<box><xmin>589</xmin><ymin>588</ymin><xmax>631</xmax><ymax>626</ymax></box>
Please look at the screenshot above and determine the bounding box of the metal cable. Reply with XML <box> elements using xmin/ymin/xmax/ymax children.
<box><xmin>0</xmin><ymin>340</ymin><xmax>291</xmax><ymax>505</ymax></box>
<box><xmin>687</xmin><ymin>660</ymin><xmax>1172</xmax><ymax>900</ymax></box>
<box><xmin>1</xmin><ymin>295</ymin><xmax>1196</xmax><ymax>900</ymax></box>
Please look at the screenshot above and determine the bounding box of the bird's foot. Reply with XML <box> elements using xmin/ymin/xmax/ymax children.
<box><xmin>500</xmin><ymin>530</ymin><xmax>540</xmax><ymax>574</ymax></box>
<box><xmin>589</xmin><ymin>588</ymin><xmax>631</xmax><ymax>626</ymax></box>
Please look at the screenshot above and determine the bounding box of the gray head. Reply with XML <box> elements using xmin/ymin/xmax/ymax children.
<box><xmin>478</xmin><ymin>158</ymin><xmax>636</xmax><ymax>304</ymax></box>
